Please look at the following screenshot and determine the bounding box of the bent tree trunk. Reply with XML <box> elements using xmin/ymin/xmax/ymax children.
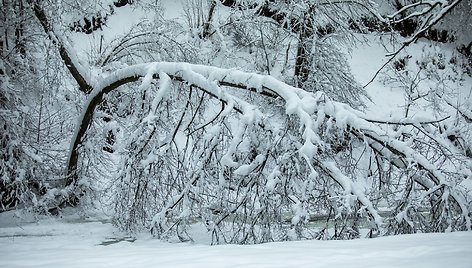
<box><xmin>67</xmin><ymin>76</ymin><xmax>140</xmax><ymax>186</ymax></box>
<box><xmin>32</xmin><ymin>3</ymin><xmax>93</xmax><ymax>204</ymax></box>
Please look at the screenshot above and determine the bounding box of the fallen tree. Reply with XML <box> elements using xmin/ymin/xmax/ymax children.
<box><xmin>15</xmin><ymin>0</ymin><xmax>472</xmax><ymax>242</ymax></box>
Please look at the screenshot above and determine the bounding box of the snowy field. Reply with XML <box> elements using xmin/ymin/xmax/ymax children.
<box><xmin>1</xmin><ymin>211</ymin><xmax>471</xmax><ymax>268</ymax></box>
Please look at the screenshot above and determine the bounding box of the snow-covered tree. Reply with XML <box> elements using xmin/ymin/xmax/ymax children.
<box><xmin>213</xmin><ymin>0</ymin><xmax>374</xmax><ymax>107</ymax></box>
<box><xmin>1</xmin><ymin>0</ymin><xmax>78</xmax><ymax>212</ymax></box>
<box><xmin>1</xmin><ymin>0</ymin><xmax>470</xmax><ymax>243</ymax></box>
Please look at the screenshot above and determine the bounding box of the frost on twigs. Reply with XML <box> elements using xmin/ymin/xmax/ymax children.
<box><xmin>71</xmin><ymin>62</ymin><xmax>471</xmax><ymax>243</ymax></box>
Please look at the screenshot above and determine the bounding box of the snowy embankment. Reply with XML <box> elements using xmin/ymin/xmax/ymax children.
<box><xmin>1</xmin><ymin>211</ymin><xmax>471</xmax><ymax>268</ymax></box>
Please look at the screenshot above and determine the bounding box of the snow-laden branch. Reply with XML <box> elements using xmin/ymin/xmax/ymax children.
<box><xmin>321</xmin><ymin>101</ymin><xmax>471</xmax><ymax>230</ymax></box>
<box><xmin>317</xmin><ymin>160</ymin><xmax>384</xmax><ymax>227</ymax></box>
<box><xmin>67</xmin><ymin>61</ymin><xmax>471</xmax><ymax>231</ymax></box>
<box><xmin>60</xmin><ymin>57</ymin><xmax>472</xmax><ymax>235</ymax></box>
<box><xmin>68</xmin><ymin>62</ymin><xmax>270</xmax><ymax>184</ymax></box>
<box><xmin>387</xmin><ymin>1</ymin><xmax>440</xmax><ymax>22</ymax></box>
<box><xmin>393</xmin><ymin>0</ymin><xmax>461</xmax><ymax>50</ymax></box>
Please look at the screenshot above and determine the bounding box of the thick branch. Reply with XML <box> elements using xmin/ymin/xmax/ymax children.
<box><xmin>32</xmin><ymin>2</ymin><xmax>93</xmax><ymax>94</ymax></box>
<box><xmin>67</xmin><ymin>76</ymin><xmax>139</xmax><ymax>186</ymax></box>
<box><xmin>67</xmin><ymin>63</ymin><xmax>279</xmax><ymax>182</ymax></box>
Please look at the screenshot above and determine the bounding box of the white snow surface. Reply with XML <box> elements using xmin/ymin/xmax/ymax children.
<box><xmin>1</xmin><ymin>211</ymin><xmax>471</xmax><ymax>268</ymax></box>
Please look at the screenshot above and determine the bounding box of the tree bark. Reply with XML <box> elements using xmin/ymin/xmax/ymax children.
<box><xmin>294</xmin><ymin>6</ymin><xmax>315</xmax><ymax>88</ymax></box>
<box><xmin>67</xmin><ymin>76</ymin><xmax>139</xmax><ymax>186</ymax></box>
<box><xmin>32</xmin><ymin>2</ymin><xmax>93</xmax><ymax>94</ymax></box>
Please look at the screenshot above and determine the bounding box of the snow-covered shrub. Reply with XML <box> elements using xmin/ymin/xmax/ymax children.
<box><xmin>0</xmin><ymin>1</ymin><xmax>78</xmax><ymax>213</ymax></box>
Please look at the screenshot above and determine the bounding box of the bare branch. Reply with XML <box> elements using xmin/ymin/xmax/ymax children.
<box><xmin>364</xmin><ymin>0</ymin><xmax>462</xmax><ymax>87</ymax></box>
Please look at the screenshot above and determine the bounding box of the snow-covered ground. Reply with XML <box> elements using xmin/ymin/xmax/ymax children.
<box><xmin>1</xmin><ymin>211</ymin><xmax>471</xmax><ymax>268</ymax></box>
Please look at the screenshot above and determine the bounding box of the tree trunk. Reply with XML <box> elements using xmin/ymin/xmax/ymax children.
<box><xmin>294</xmin><ymin>7</ymin><xmax>315</xmax><ymax>88</ymax></box>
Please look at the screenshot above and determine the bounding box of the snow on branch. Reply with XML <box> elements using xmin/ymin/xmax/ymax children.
<box><xmin>386</xmin><ymin>1</ymin><xmax>442</xmax><ymax>22</ymax></box>
<box><xmin>322</xmin><ymin>101</ymin><xmax>471</xmax><ymax>230</ymax></box>
<box><xmin>393</xmin><ymin>0</ymin><xmax>462</xmax><ymax>50</ymax></box>
<box><xmin>68</xmin><ymin>61</ymin><xmax>470</xmax><ymax>234</ymax></box>
<box><xmin>317</xmin><ymin>160</ymin><xmax>384</xmax><ymax>227</ymax></box>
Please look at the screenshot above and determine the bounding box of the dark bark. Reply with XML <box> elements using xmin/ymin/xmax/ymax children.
<box><xmin>200</xmin><ymin>0</ymin><xmax>217</xmax><ymax>39</ymax></box>
<box><xmin>32</xmin><ymin>2</ymin><xmax>93</xmax><ymax>94</ymax></box>
<box><xmin>294</xmin><ymin>6</ymin><xmax>315</xmax><ymax>87</ymax></box>
<box><xmin>67</xmin><ymin>76</ymin><xmax>139</xmax><ymax>186</ymax></box>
